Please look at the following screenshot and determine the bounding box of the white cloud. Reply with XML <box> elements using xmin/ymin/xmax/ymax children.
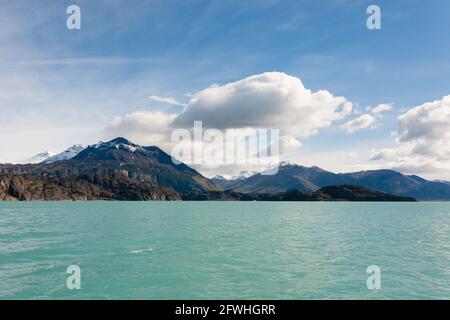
<box><xmin>340</xmin><ymin>102</ymin><xmax>392</xmax><ymax>135</ymax></box>
<box><xmin>371</xmin><ymin>103</ymin><xmax>393</xmax><ymax>114</ymax></box>
<box><xmin>105</xmin><ymin>72</ymin><xmax>352</xmax><ymax>153</ymax></box>
<box><xmin>149</xmin><ymin>95</ymin><xmax>186</xmax><ymax>107</ymax></box>
<box><xmin>173</xmin><ymin>72</ymin><xmax>352</xmax><ymax>137</ymax></box>
<box><xmin>279</xmin><ymin>135</ymin><xmax>302</xmax><ymax>154</ymax></box>
<box><xmin>371</xmin><ymin>95</ymin><xmax>450</xmax><ymax>179</ymax></box>
<box><xmin>396</xmin><ymin>96</ymin><xmax>450</xmax><ymax>154</ymax></box>
<box><xmin>370</xmin><ymin>148</ymin><xmax>400</xmax><ymax>161</ymax></box>
<box><xmin>340</xmin><ymin>114</ymin><xmax>376</xmax><ymax>134</ymax></box>
<box><xmin>102</xmin><ymin>72</ymin><xmax>353</xmax><ymax>175</ymax></box>
<box><xmin>102</xmin><ymin>111</ymin><xmax>177</xmax><ymax>151</ymax></box>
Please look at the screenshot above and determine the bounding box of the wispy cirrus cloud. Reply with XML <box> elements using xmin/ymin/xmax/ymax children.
<box><xmin>149</xmin><ymin>95</ymin><xmax>186</xmax><ymax>107</ymax></box>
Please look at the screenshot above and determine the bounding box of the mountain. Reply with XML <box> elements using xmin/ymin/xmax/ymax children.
<box><xmin>70</xmin><ymin>137</ymin><xmax>220</xmax><ymax>193</ymax></box>
<box><xmin>338</xmin><ymin>170</ymin><xmax>450</xmax><ymax>201</ymax></box>
<box><xmin>41</xmin><ymin>144</ymin><xmax>85</xmax><ymax>164</ymax></box>
<box><xmin>229</xmin><ymin>162</ymin><xmax>450</xmax><ymax>201</ymax></box>
<box><xmin>230</xmin><ymin>162</ymin><xmax>330</xmax><ymax>193</ymax></box>
<box><xmin>183</xmin><ymin>185</ymin><xmax>416</xmax><ymax>202</ymax></box>
<box><xmin>235</xmin><ymin>171</ymin><xmax>258</xmax><ymax>179</ymax></box>
<box><xmin>0</xmin><ymin>137</ymin><xmax>221</xmax><ymax>200</ymax></box>
<box><xmin>436</xmin><ymin>180</ymin><xmax>450</xmax><ymax>186</ymax></box>
<box><xmin>314</xmin><ymin>185</ymin><xmax>415</xmax><ymax>202</ymax></box>
<box><xmin>20</xmin><ymin>151</ymin><xmax>54</xmax><ymax>164</ymax></box>
<box><xmin>20</xmin><ymin>144</ymin><xmax>85</xmax><ymax>165</ymax></box>
<box><xmin>211</xmin><ymin>175</ymin><xmax>235</xmax><ymax>190</ymax></box>
<box><xmin>212</xmin><ymin>170</ymin><xmax>257</xmax><ymax>189</ymax></box>
<box><xmin>2</xmin><ymin>139</ymin><xmax>449</xmax><ymax>201</ymax></box>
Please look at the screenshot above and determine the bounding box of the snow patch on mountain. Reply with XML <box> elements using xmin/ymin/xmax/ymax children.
<box><xmin>41</xmin><ymin>145</ymin><xmax>86</xmax><ymax>164</ymax></box>
<box><xmin>279</xmin><ymin>160</ymin><xmax>295</xmax><ymax>167</ymax></box>
<box><xmin>92</xmin><ymin>137</ymin><xmax>141</xmax><ymax>153</ymax></box>
<box><xmin>213</xmin><ymin>171</ymin><xmax>257</xmax><ymax>181</ymax></box>
<box><xmin>20</xmin><ymin>151</ymin><xmax>54</xmax><ymax>164</ymax></box>
<box><xmin>233</xmin><ymin>171</ymin><xmax>257</xmax><ymax>180</ymax></box>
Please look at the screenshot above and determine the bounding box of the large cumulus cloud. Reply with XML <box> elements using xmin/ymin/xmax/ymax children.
<box><xmin>102</xmin><ymin>72</ymin><xmax>354</xmax><ymax>175</ymax></box>
<box><xmin>173</xmin><ymin>72</ymin><xmax>352</xmax><ymax>137</ymax></box>
<box><xmin>371</xmin><ymin>95</ymin><xmax>450</xmax><ymax>179</ymax></box>
<box><xmin>104</xmin><ymin>72</ymin><xmax>353</xmax><ymax>149</ymax></box>
<box><xmin>396</xmin><ymin>95</ymin><xmax>450</xmax><ymax>157</ymax></box>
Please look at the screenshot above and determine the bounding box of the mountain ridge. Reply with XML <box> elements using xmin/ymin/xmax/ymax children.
<box><xmin>0</xmin><ymin>137</ymin><xmax>221</xmax><ymax>200</ymax></box>
<box><xmin>42</xmin><ymin>144</ymin><xmax>86</xmax><ymax>164</ymax></box>
<box><xmin>222</xmin><ymin>163</ymin><xmax>450</xmax><ymax>201</ymax></box>
<box><xmin>2</xmin><ymin>137</ymin><xmax>449</xmax><ymax>201</ymax></box>
<box><xmin>20</xmin><ymin>151</ymin><xmax>54</xmax><ymax>164</ymax></box>
<box><xmin>183</xmin><ymin>185</ymin><xmax>416</xmax><ymax>202</ymax></box>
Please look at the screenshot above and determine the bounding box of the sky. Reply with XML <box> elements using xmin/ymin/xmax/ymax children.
<box><xmin>1</xmin><ymin>0</ymin><xmax>450</xmax><ymax>179</ymax></box>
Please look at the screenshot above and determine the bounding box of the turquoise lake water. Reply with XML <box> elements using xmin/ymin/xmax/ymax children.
<box><xmin>0</xmin><ymin>202</ymin><xmax>449</xmax><ymax>300</ymax></box>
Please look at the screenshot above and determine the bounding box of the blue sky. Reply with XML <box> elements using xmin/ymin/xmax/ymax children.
<box><xmin>1</xmin><ymin>0</ymin><xmax>450</xmax><ymax>178</ymax></box>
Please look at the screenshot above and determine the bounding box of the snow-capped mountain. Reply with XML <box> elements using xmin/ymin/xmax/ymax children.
<box><xmin>91</xmin><ymin>138</ymin><xmax>141</xmax><ymax>152</ymax></box>
<box><xmin>212</xmin><ymin>171</ymin><xmax>257</xmax><ymax>189</ymax></box>
<box><xmin>212</xmin><ymin>171</ymin><xmax>257</xmax><ymax>182</ymax></box>
<box><xmin>278</xmin><ymin>160</ymin><xmax>295</xmax><ymax>167</ymax></box>
<box><xmin>232</xmin><ymin>170</ymin><xmax>257</xmax><ymax>180</ymax></box>
<box><xmin>41</xmin><ymin>144</ymin><xmax>86</xmax><ymax>164</ymax></box>
<box><xmin>1</xmin><ymin>137</ymin><xmax>219</xmax><ymax>200</ymax></box>
<box><xmin>212</xmin><ymin>175</ymin><xmax>228</xmax><ymax>181</ymax></box>
<box><xmin>20</xmin><ymin>145</ymin><xmax>86</xmax><ymax>165</ymax></box>
<box><xmin>20</xmin><ymin>151</ymin><xmax>54</xmax><ymax>164</ymax></box>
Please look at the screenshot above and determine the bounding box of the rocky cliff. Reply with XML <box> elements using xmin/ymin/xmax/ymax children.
<box><xmin>0</xmin><ymin>173</ymin><xmax>180</xmax><ymax>201</ymax></box>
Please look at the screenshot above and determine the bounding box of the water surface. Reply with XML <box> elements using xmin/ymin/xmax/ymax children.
<box><xmin>0</xmin><ymin>202</ymin><xmax>449</xmax><ymax>299</ymax></box>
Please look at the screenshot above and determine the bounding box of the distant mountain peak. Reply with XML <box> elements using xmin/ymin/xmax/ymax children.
<box><xmin>277</xmin><ymin>162</ymin><xmax>325</xmax><ymax>171</ymax></box>
<box><xmin>41</xmin><ymin>144</ymin><xmax>86</xmax><ymax>164</ymax></box>
<box><xmin>279</xmin><ymin>160</ymin><xmax>295</xmax><ymax>167</ymax></box>
<box><xmin>38</xmin><ymin>151</ymin><xmax>53</xmax><ymax>158</ymax></box>
<box><xmin>20</xmin><ymin>151</ymin><xmax>54</xmax><ymax>164</ymax></box>
<box><xmin>212</xmin><ymin>171</ymin><xmax>257</xmax><ymax>182</ymax></box>
<box><xmin>237</xmin><ymin>170</ymin><xmax>257</xmax><ymax>178</ymax></box>
<box><xmin>230</xmin><ymin>171</ymin><xmax>257</xmax><ymax>180</ymax></box>
<box><xmin>107</xmin><ymin>137</ymin><xmax>135</xmax><ymax>145</ymax></box>
<box><xmin>92</xmin><ymin>137</ymin><xmax>141</xmax><ymax>152</ymax></box>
